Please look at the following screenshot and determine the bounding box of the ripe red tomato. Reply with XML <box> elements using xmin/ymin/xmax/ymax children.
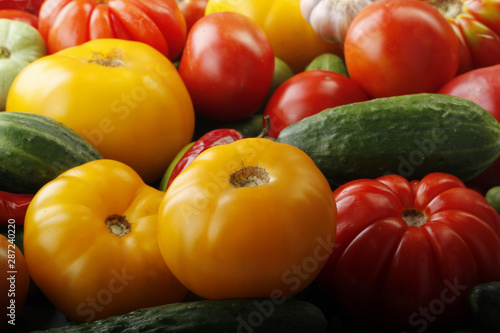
<box><xmin>438</xmin><ymin>64</ymin><xmax>500</xmax><ymax>192</ymax></box>
<box><xmin>178</xmin><ymin>11</ymin><xmax>275</xmax><ymax>122</ymax></box>
<box><xmin>344</xmin><ymin>0</ymin><xmax>460</xmax><ymax>99</ymax></box>
<box><xmin>0</xmin><ymin>9</ymin><xmax>38</xmax><ymax>27</ymax></box>
<box><xmin>263</xmin><ymin>70</ymin><xmax>370</xmax><ymax>138</ymax></box>
<box><xmin>176</xmin><ymin>0</ymin><xmax>208</xmax><ymax>33</ymax></box>
<box><xmin>0</xmin><ymin>0</ymin><xmax>44</xmax><ymax>15</ymax></box>
<box><xmin>422</xmin><ymin>0</ymin><xmax>500</xmax><ymax>72</ymax></box>
<box><xmin>317</xmin><ymin>173</ymin><xmax>500</xmax><ymax>331</ymax></box>
<box><xmin>38</xmin><ymin>0</ymin><xmax>186</xmax><ymax>61</ymax></box>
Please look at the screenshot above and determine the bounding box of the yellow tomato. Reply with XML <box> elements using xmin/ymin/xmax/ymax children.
<box><xmin>6</xmin><ymin>38</ymin><xmax>195</xmax><ymax>184</ymax></box>
<box><xmin>205</xmin><ymin>0</ymin><xmax>344</xmax><ymax>73</ymax></box>
<box><xmin>157</xmin><ymin>138</ymin><xmax>337</xmax><ymax>299</ymax></box>
<box><xmin>23</xmin><ymin>159</ymin><xmax>188</xmax><ymax>323</ymax></box>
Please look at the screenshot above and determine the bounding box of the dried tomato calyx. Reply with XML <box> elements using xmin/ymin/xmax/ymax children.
<box><xmin>428</xmin><ymin>0</ymin><xmax>464</xmax><ymax>20</ymax></box>
<box><xmin>230</xmin><ymin>166</ymin><xmax>270</xmax><ymax>188</ymax></box>
<box><xmin>402</xmin><ymin>209</ymin><xmax>428</xmax><ymax>227</ymax></box>
<box><xmin>87</xmin><ymin>51</ymin><xmax>126</xmax><ymax>67</ymax></box>
<box><xmin>0</xmin><ymin>45</ymin><xmax>10</xmax><ymax>59</ymax></box>
<box><xmin>106</xmin><ymin>214</ymin><xmax>132</xmax><ymax>237</ymax></box>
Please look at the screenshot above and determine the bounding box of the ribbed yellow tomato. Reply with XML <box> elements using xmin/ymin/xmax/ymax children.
<box><xmin>205</xmin><ymin>0</ymin><xmax>344</xmax><ymax>73</ymax></box>
<box><xmin>6</xmin><ymin>38</ymin><xmax>195</xmax><ymax>184</ymax></box>
<box><xmin>157</xmin><ymin>138</ymin><xmax>337</xmax><ymax>299</ymax></box>
<box><xmin>23</xmin><ymin>159</ymin><xmax>188</xmax><ymax>323</ymax></box>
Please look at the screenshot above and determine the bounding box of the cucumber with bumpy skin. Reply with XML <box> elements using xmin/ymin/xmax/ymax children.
<box><xmin>32</xmin><ymin>298</ymin><xmax>328</xmax><ymax>333</ymax></box>
<box><xmin>468</xmin><ymin>281</ymin><xmax>500</xmax><ymax>332</ymax></box>
<box><xmin>277</xmin><ymin>93</ymin><xmax>500</xmax><ymax>185</ymax></box>
<box><xmin>0</xmin><ymin>111</ymin><xmax>102</xmax><ymax>193</ymax></box>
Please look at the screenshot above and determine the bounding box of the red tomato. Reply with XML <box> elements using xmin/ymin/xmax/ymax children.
<box><xmin>438</xmin><ymin>64</ymin><xmax>500</xmax><ymax>192</ymax></box>
<box><xmin>178</xmin><ymin>11</ymin><xmax>274</xmax><ymax>122</ymax></box>
<box><xmin>263</xmin><ymin>70</ymin><xmax>370</xmax><ymax>138</ymax></box>
<box><xmin>38</xmin><ymin>0</ymin><xmax>186</xmax><ymax>61</ymax></box>
<box><xmin>176</xmin><ymin>0</ymin><xmax>208</xmax><ymax>33</ymax></box>
<box><xmin>317</xmin><ymin>173</ymin><xmax>500</xmax><ymax>331</ymax></box>
<box><xmin>0</xmin><ymin>9</ymin><xmax>38</xmax><ymax>27</ymax></box>
<box><xmin>344</xmin><ymin>0</ymin><xmax>460</xmax><ymax>99</ymax></box>
<box><xmin>423</xmin><ymin>0</ymin><xmax>500</xmax><ymax>71</ymax></box>
<box><xmin>0</xmin><ymin>0</ymin><xmax>44</xmax><ymax>15</ymax></box>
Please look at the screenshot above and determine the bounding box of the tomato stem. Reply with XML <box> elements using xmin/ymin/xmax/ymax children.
<box><xmin>230</xmin><ymin>166</ymin><xmax>270</xmax><ymax>188</ymax></box>
<box><xmin>105</xmin><ymin>214</ymin><xmax>131</xmax><ymax>237</ymax></box>
<box><xmin>401</xmin><ymin>209</ymin><xmax>428</xmax><ymax>227</ymax></box>
<box><xmin>0</xmin><ymin>46</ymin><xmax>11</xmax><ymax>59</ymax></box>
<box><xmin>87</xmin><ymin>52</ymin><xmax>125</xmax><ymax>67</ymax></box>
<box><xmin>428</xmin><ymin>0</ymin><xmax>463</xmax><ymax>19</ymax></box>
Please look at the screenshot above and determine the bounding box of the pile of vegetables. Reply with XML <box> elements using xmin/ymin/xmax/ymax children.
<box><xmin>2</xmin><ymin>0</ymin><xmax>500</xmax><ymax>332</ymax></box>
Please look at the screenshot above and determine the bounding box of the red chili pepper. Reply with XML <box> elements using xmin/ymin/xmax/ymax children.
<box><xmin>165</xmin><ymin>115</ymin><xmax>271</xmax><ymax>190</ymax></box>
<box><xmin>0</xmin><ymin>190</ymin><xmax>34</xmax><ymax>226</ymax></box>
<box><xmin>166</xmin><ymin>128</ymin><xmax>245</xmax><ymax>189</ymax></box>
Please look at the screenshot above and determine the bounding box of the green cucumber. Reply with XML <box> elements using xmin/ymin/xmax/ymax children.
<box><xmin>277</xmin><ymin>93</ymin><xmax>500</xmax><ymax>185</ymax></box>
<box><xmin>0</xmin><ymin>111</ymin><xmax>102</xmax><ymax>194</ymax></box>
<box><xmin>468</xmin><ymin>281</ymin><xmax>500</xmax><ymax>332</ymax></box>
<box><xmin>32</xmin><ymin>298</ymin><xmax>328</xmax><ymax>333</ymax></box>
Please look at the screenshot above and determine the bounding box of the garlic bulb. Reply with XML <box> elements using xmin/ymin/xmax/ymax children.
<box><xmin>300</xmin><ymin>0</ymin><xmax>380</xmax><ymax>43</ymax></box>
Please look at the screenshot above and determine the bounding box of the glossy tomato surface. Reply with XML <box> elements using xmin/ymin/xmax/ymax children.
<box><xmin>23</xmin><ymin>160</ymin><xmax>188</xmax><ymax>323</ymax></box>
<box><xmin>439</xmin><ymin>64</ymin><xmax>500</xmax><ymax>192</ymax></box>
<box><xmin>344</xmin><ymin>0</ymin><xmax>460</xmax><ymax>98</ymax></box>
<box><xmin>263</xmin><ymin>70</ymin><xmax>370</xmax><ymax>138</ymax></box>
<box><xmin>38</xmin><ymin>0</ymin><xmax>186</xmax><ymax>60</ymax></box>
<box><xmin>317</xmin><ymin>173</ymin><xmax>500</xmax><ymax>331</ymax></box>
<box><xmin>157</xmin><ymin>138</ymin><xmax>337</xmax><ymax>299</ymax></box>
<box><xmin>6</xmin><ymin>38</ymin><xmax>194</xmax><ymax>184</ymax></box>
<box><xmin>178</xmin><ymin>11</ymin><xmax>274</xmax><ymax>122</ymax></box>
<box><xmin>205</xmin><ymin>0</ymin><xmax>344</xmax><ymax>74</ymax></box>
<box><xmin>177</xmin><ymin>0</ymin><xmax>208</xmax><ymax>33</ymax></box>
<box><xmin>0</xmin><ymin>0</ymin><xmax>44</xmax><ymax>15</ymax></box>
<box><xmin>0</xmin><ymin>9</ymin><xmax>38</xmax><ymax>27</ymax></box>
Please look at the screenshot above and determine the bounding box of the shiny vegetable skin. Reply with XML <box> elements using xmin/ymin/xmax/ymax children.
<box><xmin>164</xmin><ymin>128</ymin><xmax>244</xmax><ymax>189</ymax></box>
<box><xmin>277</xmin><ymin>93</ymin><xmax>500</xmax><ymax>185</ymax></box>
<box><xmin>317</xmin><ymin>172</ymin><xmax>500</xmax><ymax>331</ymax></box>
<box><xmin>0</xmin><ymin>190</ymin><xmax>33</xmax><ymax>225</ymax></box>
<box><xmin>31</xmin><ymin>298</ymin><xmax>328</xmax><ymax>333</ymax></box>
<box><xmin>468</xmin><ymin>281</ymin><xmax>500</xmax><ymax>332</ymax></box>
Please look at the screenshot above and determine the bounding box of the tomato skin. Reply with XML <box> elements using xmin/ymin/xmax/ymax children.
<box><xmin>38</xmin><ymin>0</ymin><xmax>186</xmax><ymax>60</ymax></box>
<box><xmin>438</xmin><ymin>64</ymin><xmax>500</xmax><ymax>192</ymax></box>
<box><xmin>6</xmin><ymin>38</ymin><xmax>195</xmax><ymax>185</ymax></box>
<box><xmin>205</xmin><ymin>0</ymin><xmax>344</xmax><ymax>74</ymax></box>
<box><xmin>344</xmin><ymin>0</ymin><xmax>459</xmax><ymax>99</ymax></box>
<box><xmin>447</xmin><ymin>18</ymin><xmax>474</xmax><ymax>75</ymax></box>
<box><xmin>263</xmin><ymin>70</ymin><xmax>370</xmax><ymax>138</ymax></box>
<box><xmin>164</xmin><ymin>128</ymin><xmax>244</xmax><ymax>190</ymax></box>
<box><xmin>178</xmin><ymin>11</ymin><xmax>274</xmax><ymax>122</ymax></box>
<box><xmin>157</xmin><ymin>138</ymin><xmax>337</xmax><ymax>299</ymax></box>
<box><xmin>0</xmin><ymin>0</ymin><xmax>44</xmax><ymax>15</ymax></box>
<box><xmin>0</xmin><ymin>9</ymin><xmax>38</xmax><ymax>27</ymax></box>
<box><xmin>176</xmin><ymin>0</ymin><xmax>208</xmax><ymax>33</ymax></box>
<box><xmin>23</xmin><ymin>159</ymin><xmax>188</xmax><ymax>323</ymax></box>
<box><xmin>316</xmin><ymin>173</ymin><xmax>500</xmax><ymax>331</ymax></box>
<box><xmin>0</xmin><ymin>234</ymin><xmax>30</xmax><ymax>331</ymax></box>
